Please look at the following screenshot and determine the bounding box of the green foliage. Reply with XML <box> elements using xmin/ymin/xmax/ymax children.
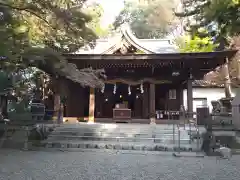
<box><xmin>113</xmin><ymin>0</ymin><xmax>178</xmax><ymax>39</ymax></box>
<box><xmin>175</xmin><ymin>0</ymin><xmax>240</xmax><ymax>45</ymax></box>
<box><xmin>0</xmin><ymin>0</ymin><xmax>104</xmax><ymax>97</ymax></box>
<box><xmin>175</xmin><ymin>35</ymin><xmax>218</xmax><ymax>52</ymax></box>
<box><xmin>0</xmin><ymin>0</ymin><xmax>95</xmax><ymax>72</ymax></box>
<box><xmin>84</xmin><ymin>2</ymin><xmax>110</xmax><ymax>38</ymax></box>
<box><xmin>135</xmin><ymin>50</ymin><xmax>145</xmax><ymax>54</ymax></box>
<box><xmin>0</xmin><ymin>0</ymin><xmax>97</xmax><ymax>52</ymax></box>
<box><xmin>0</xmin><ymin>67</ymin><xmax>42</xmax><ymax>102</ymax></box>
<box><xmin>203</xmin><ymin>0</ymin><xmax>240</xmax><ymax>38</ymax></box>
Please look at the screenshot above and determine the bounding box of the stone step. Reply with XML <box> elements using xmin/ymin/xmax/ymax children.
<box><xmin>52</xmin><ymin>127</ymin><xmax>190</xmax><ymax>133</ymax></box>
<box><xmin>41</xmin><ymin>140</ymin><xmax>201</xmax><ymax>152</ymax></box>
<box><xmin>50</xmin><ymin>131</ymin><xmax>187</xmax><ymax>137</ymax></box>
<box><xmin>56</xmin><ymin>124</ymin><xmax>184</xmax><ymax>128</ymax></box>
<box><xmin>50</xmin><ymin>133</ymin><xmax>181</xmax><ymax>139</ymax></box>
<box><xmin>49</xmin><ymin>124</ymin><xmax>192</xmax><ymax>143</ymax></box>
<box><xmin>52</xmin><ymin>127</ymin><xmax>188</xmax><ymax>133</ymax></box>
<box><xmin>58</xmin><ymin>123</ymin><xmax>199</xmax><ymax>128</ymax></box>
<box><xmin>56</xmin><ymin>123</ymin><xmax>195</xmax><ymax>130</ymax></box>
<box><xmin>53</xmin><ymin>127</ymin><xmax>190</xmax><ymax>132</ymax></box>
<box><xmin>50</xmin><ymin>131</ymin><xmax>180</xmax><ymax>136</ymax></box>
<box><xmin>49</xmin><ymin>133</ymin><xmax>189</xmax><ymax>141</ymax></box>
<box><xmin>51</xmin><ymin>123</ymin><xmax>198</xmax><ymax>134</ymax></box>
<box><xmin>47</xmin><ymin>134</ymin><xmax>191</xmax><ymax>144</ymax></box>
<box><xmin>40</xmin><ymin>123</ymin><xmax>203</xmax><ymax>152</ymax></box>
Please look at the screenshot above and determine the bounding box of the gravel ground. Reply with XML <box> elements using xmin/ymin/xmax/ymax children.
<box><xmin>0</xmin><ymin>149</ymin><xmax>240</xmax><ymax>180</ymax></box>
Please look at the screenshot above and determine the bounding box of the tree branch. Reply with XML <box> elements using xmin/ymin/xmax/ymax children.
<box><xmin>0</xmin><ymin>2</ymin><xmax>55</xmax><ymax>29</ymax></box>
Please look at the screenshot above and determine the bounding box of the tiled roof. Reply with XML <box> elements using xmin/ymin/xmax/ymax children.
<box><xmin>74</xmin><ymin>26</ymin><xmax>233</xmax><ymax>89</ymax></box>
<box><xmin>138</xmin><ymin>39</ymin><xmax>178</xmax><ymax>53</ymax></box>
<box><xmin>75</xmin><ymin>25</ymin><xmax>178</xmax><ymax>54</ymax></box>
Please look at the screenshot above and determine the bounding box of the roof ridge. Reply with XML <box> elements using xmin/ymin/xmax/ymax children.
<box><xmin>138</xmin><ymin>39</ymin><xmax>172</xmax><ymax>41</ymax></box>
<box><xmin>120</xmin><ymin>26</ymin><xmax>154</xmax><ymax>54</ymax></box>
<box><xmin>75</xmin><ymin>25</ymin><xmax>178</xmax><ymax>54</ymax></box>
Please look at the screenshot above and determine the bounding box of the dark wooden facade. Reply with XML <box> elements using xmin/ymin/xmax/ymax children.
<box><xmin>54</xmin><ymin>50</ymin><xmax>237</xmax><ymax>123</ymax></box>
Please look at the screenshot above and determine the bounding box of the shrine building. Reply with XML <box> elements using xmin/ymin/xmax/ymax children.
<box><xmin>55</xmin><ymin>27</ymin><xmax>237</xmax><ymax>124</ymax></box>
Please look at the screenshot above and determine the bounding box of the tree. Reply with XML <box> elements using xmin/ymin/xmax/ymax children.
<box><xmin>204</xmin><ymin>36</ymin><xmax>240</xmax><ymax>88</ymax></box>
<box><xmin>175</xmin><ymin>34</ymin><xmax>218</xmax><ymax>52</ymax></box>
<box><xmin>113</xmin><ymin>0</ymin><xmax>178</xmax><ymax>39</ymax></box>
<box><xmin>175</xmin><ymin>0</ymin><xmax>240</xmax><ymax>46</ymax></box>
<box><xmin>0</xmin><ymin>0</ymin><xmax>98</xmax><ymax>54</ymax></box>
<box><xmin>0</xmin><ymin>0</ymin><xmax>107</xmax><ymax>118</ymax></box>
<box><xmin>0</xmin><ymin>0</ymin><xmax>105</xmax><ymax>92</ymax></box>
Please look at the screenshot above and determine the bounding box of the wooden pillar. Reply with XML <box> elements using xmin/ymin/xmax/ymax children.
<box><xmin>52</xmin><ymin>77</ymin><xmax>61</xmax><ymax>121</ymax></box>
<box><xmin>142</xmin><ymin>84</ymin><xmax>149</xmax><ymax>118</ymax></box>
<box><xmin>60</xmin><ymin>79</ymin><xmax>69</xmax><ymax>117</ymax></box>
<box><xmin>88</xmin><ymin>87</ymin><xmax>95</xmax><ymax>123</ymax></box>
<box><xmin>149</xmin><ymin>83</ymin><xmax>156</xmax><ymax>124</ymax></box>
<box><xmin>187</xmin><ymin>78</ymin><xmax>193</xmax><ymax>117</ymax></box>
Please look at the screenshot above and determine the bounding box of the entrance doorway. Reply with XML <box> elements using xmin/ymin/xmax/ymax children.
<box><xmin>95</xmin><ymin>83</ymin><xmax>143</xmax><ymax>118</ymax></box>
<box><xmin>113</xmin><ymin>83</ymin><xmax>143</xmax><ymax>118</ymax></box>
<box><xmin>155</xmin><ymin>84</ymin><xmax>169</xmax><ymax>111</ymax></box>
<box><xmin>114</xmin><ymin>83</ymin><xmax>132</xmax><ymax>109</ymax></box>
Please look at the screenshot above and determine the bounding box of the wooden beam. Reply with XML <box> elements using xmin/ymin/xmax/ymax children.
<box><xmin>64</xmin><ymin>50</ymin><xmax>237</xmax><ymax>61</ymax></box>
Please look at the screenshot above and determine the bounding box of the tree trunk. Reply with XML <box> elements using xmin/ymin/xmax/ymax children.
<box><xmin>230</xmin><ymin>36</ymin><xmax>240</xmax><ymax>81</ymax></box>
<box><xmin>0</xmin><ymin>95</ymin><xmax>7</xmax><ymax>118</ymax></box>
<box><xmin>236</xmin><ymin>54</ymin><xmax>240</xmax><ymax>81</ymax></box>
<box><xmin>224</xmin><ymin>81</ymin><xmax>232</xmax><ymax>98</ymax></box>
<box><xmin>223</xmin><ymin>61</ymin><xmax>232</xmax><ymax>98</ymax></box>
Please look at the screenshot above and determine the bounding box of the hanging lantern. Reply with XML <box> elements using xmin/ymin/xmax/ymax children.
<box><xmin>140</xmin><ymin>83</ymin><xmax>144</xmax><ymax>94</ymax></box>
<box><xmin>128</xmin><ymin>85</ymin><xmax>131</xmax><ymax>95</ymax></box>
<box><xmin>113</xmin><ymin>84</ymin><xmax>116</xmax><ymax>94</ymax></box>
<box><xmin>101</xmin><ymin>84</ymin><xmax>105</xmax><ymax>93</ymax></box>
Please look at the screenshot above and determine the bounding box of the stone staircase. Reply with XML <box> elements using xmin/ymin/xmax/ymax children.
<box><xmin>41</xmin><ymin>123</ymin><xmax>204</xmax><ymax>152</ymax></box>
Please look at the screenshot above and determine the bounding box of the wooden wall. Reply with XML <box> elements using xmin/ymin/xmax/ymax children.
<box><xmin>62</xmin><ymin>80</ymin><xmax>183</xmax><ymax>119</ymax></box>
<box><xmin>64</xmin><ymin>80</ymin><xmax>87</xmax><ymax>117</ymax></box>
<box><xmin>155</xmin><ymin>84</ymin><xmax>181</xmax><ymax>111</ymax></box>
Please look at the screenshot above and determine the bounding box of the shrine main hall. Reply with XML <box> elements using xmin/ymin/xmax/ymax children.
<box><xmin>55</xmin><ymin>27</ymin><xmax>237</xmax><ymax>124</ymax></box>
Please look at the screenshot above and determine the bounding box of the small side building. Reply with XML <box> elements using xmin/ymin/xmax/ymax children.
<box><xmin>183</xmin><ymin>80</ymin><xmax>237</xmax><ymax>113</ymax></box>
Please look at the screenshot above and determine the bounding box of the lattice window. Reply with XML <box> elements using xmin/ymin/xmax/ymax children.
<box><xmin>169</xmin><ymin>89</ymin><xmax>176</xmax><ymax>100</ymax></box>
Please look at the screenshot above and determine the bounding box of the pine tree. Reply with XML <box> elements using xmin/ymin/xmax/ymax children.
<box><xmin>175</xmin><ymin>0</ymin><xmax>240</xmax><ymax>46</ymax></box>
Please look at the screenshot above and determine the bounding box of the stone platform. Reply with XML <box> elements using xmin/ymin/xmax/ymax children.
<box><xmin>40</xmin><ymin>123</ymin><xmax>205</xmax><ymax>152</ymax></box>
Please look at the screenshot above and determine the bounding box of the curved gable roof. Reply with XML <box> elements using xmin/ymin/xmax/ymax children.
<box><xmin>75</xmin><ymin>25</ymin><xmax>178</xmax><ymax>54</ymax></box>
